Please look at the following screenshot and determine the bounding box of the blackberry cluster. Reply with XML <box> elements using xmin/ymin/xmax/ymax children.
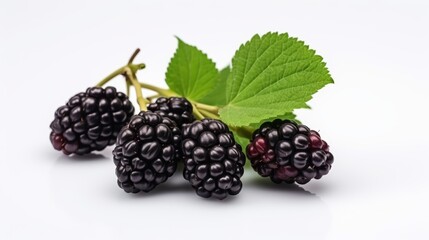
<box><xmin>147</xmin><ymin>97</ymin><xmax>195</xmax><ymax>128</ymax></box>
<box><xmin>49</xmin><ymin>87</ymin><xmax>134</xmax><ymax>155</ymax></box>
<box><xmin>246</xmin><ymin>119</ymin><xmax>333</xmax><ymax>184</ymax></box>
<box><xmin>182</xmin><ymin>119</ymin><xmax>245</xmax><ymax>199</ymax></box>
<box><xmin>113</xmin><ymin>111</ymin><xmax>181</xmax><ymax>193</ymax></box>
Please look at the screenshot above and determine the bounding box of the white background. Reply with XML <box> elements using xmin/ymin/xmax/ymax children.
<box><xmin>1</xmin><ymin>0</ymin><xmax>428</xmax><ymax>239</ymax></box>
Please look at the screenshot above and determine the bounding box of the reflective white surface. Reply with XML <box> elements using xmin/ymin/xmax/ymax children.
<box><xmin>1</xmin><ymin>0</ymin><xmax>428</xmax><ymax>239</ymax></box>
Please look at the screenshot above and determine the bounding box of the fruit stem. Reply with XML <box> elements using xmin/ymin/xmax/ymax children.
<box><xmin>128</xmin><ymin>48</ymin><xmax>141</xmax><ymax>64</ymax></box>
<box><xmin>95</xmin><ymin>66</ymin><xmax>128</xmax><ymax>87</ymax></box>
<box><xmin>125</xmin><ymin>78</ymin><xmax>131</xmax><ymax>96</ymax></box>
<box><xmin>199</xmin><ymin>109</ymin><xmax>219</xmax><ymax>120</ymax></box>
<box><xmin>192</xmin><ymin>103</ymin><xmax>205</xmax><ymax>120</ymax></box>
<box><xmin>139</xmin><ymin>82</ymin><xmax>177</xmax><ymax>97</ymax></box>
<box><xmin>147</xmin><ymin>94</ymin><xmax>161</xmax><ymax>101</ymax></box>
<box><xmin>194</xmin><ymin>103</ymin><xmax>219</xmax><ymax>114</ymax></box>
<box><xmin>95</xmin><ymin>49</ymin><xmax>146</xmax><ymax>87</ymax></box>
<box><xmin>124</xmin><ymin>68</ymin><xmax>149</xmax><ymax>111</ymax></box>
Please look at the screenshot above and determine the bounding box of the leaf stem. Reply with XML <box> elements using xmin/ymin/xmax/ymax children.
<box><xmin>124</xmin><ymin>68</ymin><xmax>149</xmax><ymax>111</ymax></box>
<box><xmin>146</xmin><ymin>94</ymin><xmax>161</xmax><ymax>101</ymax></box>
<box><xmin>194</xmin><ymin>103</ymin><xmax>219</xmax><ymax>114</ymax></box>
<box><xmin>95</xmin><ymin>66</ymin><xmax>127</xmax><ymax>87</ymax></box>
<box><xmin>192</xmin><ymin>103</ymin><xmax>205</xmax><ymax>120</ymax></box>
<box><xmin>139</xmin><ymin>82</ymin><xmax>176</xmax><ymax>97</ymax></box>
<box><xmin>128</xmin><ymin>48</ymin><xmax>141</xmax><ymax>64</ymax></box>
<box><xmin>95</xmin><ymin>49</ymin><xmax>146</xmax><ymax>87</ymax></box>
<box><xmin>125</xmin><ymin>78</ymin><xmax>131</xmax><ymax>96</ymax></box>
<box><xmin>199</xmin><ymin>109</ymin><xmax>219</xmax><ymax>119</ymax></box>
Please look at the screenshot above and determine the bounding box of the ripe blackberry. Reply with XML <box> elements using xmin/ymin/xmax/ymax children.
<box><xmin>182</xmin><ymin>119</ymin><xmax>245</xmax><ymax>199</ymax></box>
<box><xmin>49</xmin><ymin>87</ymin><xmax>134</xmax><ymax>155</ymax></box>
<box><xmin>113</xmin><ymin>111</ymin><xmax>181</xmax><ymax>193</ymax></box>
<box><xmin>246</xmin><ymin>119</ymin><xmax>334</xmax><ymax>184</ymax></box>
<box><xmin>147</xmin><ymin>97</ymin><xmax>195</xmax><ymax>128</ymax></box>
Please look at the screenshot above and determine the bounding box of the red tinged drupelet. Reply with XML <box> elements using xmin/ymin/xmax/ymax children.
<box><xmin>246</xmin><ymin>119</ymin><xmax>334</xmax><ymax>184</ymax></box>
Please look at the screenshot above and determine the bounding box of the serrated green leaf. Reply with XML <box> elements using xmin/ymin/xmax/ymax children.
<box><xmin>165</xmin><ymin>38</ymin><xmax>218</xmax><ymax>101</ymax></box>
<box><xmin>220</xmin><ymin>32</ymin><xmax>333</xmax><ymax>127</ymax></box>
<box><xmin>199</xmin><ymin>66</ymin><xmax>230</xmax><ymax>106</ymax></box>
<box><xmin>249</xmin><ymin>112</ymin><xmax>301</xmax><ymax>128</ymax></box>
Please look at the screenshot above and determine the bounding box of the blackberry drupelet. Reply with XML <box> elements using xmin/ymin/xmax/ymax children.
<box><xmin>113</xmin><ymin>111</ymin><xmax>181</xmax><ymax>193</ymax></box>
<box><xmin>49</xmin><ymin>87</ymin><xmax>134</xmax><ymax>155</ymax></box>
<box><xmin>147</xmin><ymin>97</ymin><xmax>195</xmax><ymax>128</ymax></box>
<box><xmin>246</xmin><ymin>119</ymin><xmax>334</xmax><ymax>184</ymax></box>
<box><xmin>182</xmin><ymin>119</ymin><xmax>245</xmax><ymax>199</ymax></box>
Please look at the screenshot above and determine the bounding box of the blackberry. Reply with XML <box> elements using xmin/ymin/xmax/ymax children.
<box><xmin>182</xmin><ymin>119</ymin><xmax>245</xmax><ymax>199</ymax></box>
<box><xmin>246</xmin><ymin>119</ymin><xmax>334</xmax><ymax>184</ymax></box>
<box><xmin>49</xmin><ymin>87</ymin><xmax>134</xmax><ymax>155</ymax></box>
<box><xmin>113</xmin><ymin>111</ymin><xmax>181</xmax><ymax>193</ymax></box>
<box><xmin>147</xmin><ymin>97</ymin><xmax>195</xmax><ymax>128</ymax></box>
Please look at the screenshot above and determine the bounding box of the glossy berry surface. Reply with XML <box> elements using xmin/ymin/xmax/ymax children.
<box><xmin>49</xmin><ymin>87</ymin><xmax>134</xmax><ymax>155</ymax></box>
<box><xmin>147</xmin><ymin>97</ymin><xmax>195</xmax><ymax>128</ymax></box>
<box><xmin>182</xmin><ymin>119</ymin><xmax>245</xmax><ymax>199</ymax></box>
<box><xmin>113</xmin><ymin>111</ymin><xmax>181</xmax><ymax>193</ymax></box>
<box><xmin>246</xmin><ymin>119</ymin><xmax>334</xmax><ymax>184</ymax></box>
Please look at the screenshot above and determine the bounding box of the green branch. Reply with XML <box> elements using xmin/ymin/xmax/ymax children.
<box><xmin>124</xmin><ymin>68</ymin><xmax>149</xmax><ymax>111</ymax></box>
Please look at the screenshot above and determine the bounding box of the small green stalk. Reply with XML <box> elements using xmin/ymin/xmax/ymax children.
<box><xmin>95</xmin><ymin>66</ymin><xmax>129</xmax><ymax>87</ymax></box>
<box><xmin>92</xmin><ymin>48</ymin><xmax>149</xmax><ymax>111</ymax></box>
<box><xmin>124</xmin><ymin>68</ymin><xmax>149</xmax><ymax>111</ymax></box>
<box><xmin>138</xmin><ymin>82</ymin><xmax>177</xmax><ymax>97</ymax></box>
<box><xmin>192</xmin><ymin>104</ymin><xmax>205</xmax><ymax>120</ymax></box>
<box><xmin>199</xmin><ymin>109</ymin><xmax>219</xmax><ymax>119</ymax></box>
<box><xmin>194</xmin><ymin>103</ymin><xmax>219</xmax><ymax>115</ymax></box>
<box><xmin>125</xmin><ymin>78</ymin><xmax>131</xmax><ymax>96</ymax></box>
<box><xmin>95</xmin><ymin>49</ymin><xmax>145</xmax><ymax>87</ymax></box>
<box><xmin>146</xmin><ymin>94</ymin><xmax>161</xmax><ymax>101</ymax></box>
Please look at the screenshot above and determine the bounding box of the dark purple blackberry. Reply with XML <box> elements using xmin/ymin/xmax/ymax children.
<box><xmin>147</xmin><ymin>97</ymin><xmax>195</xmax><ymax>128</ymax></box>
<box><xmin>49</xmin><ymin>87</ymin><xmax>134</xmax><ymax>155</ymax></box>
<box><xmin>113</xmin><ymin>111</ymin><xmax>181</xmax><ymax>193</ymax></box>
<box><xmin>246</xmin><ymin>119</ymin><xmax>334</xmax><ymax>184</ymax></box>
<box><xmin>182</xmin><ymin>119</ymin><xmax>245</xmax><ymax>199</ymax></box>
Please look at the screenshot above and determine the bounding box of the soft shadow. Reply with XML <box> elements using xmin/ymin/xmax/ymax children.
<box><xmin>304</xmin><ymin>182</ymin><xmax>333</xmax><ymax>194</ymax></box>
<box><xmin>247</xmin><ymin>176</ymin><xmax>317</xmax><ymax>197</ymax></box>
<box><xmin>127</xmin><ymin>182</ymin><xmax>239</xmax><ymax>203</ymax></box>
<box><xmin>56</xmin><ymin>153</ymin><xmax>108</xmax><ymax>162</ymax></box>
<box><xmin>122</xmin><ymin>171</ymin><xmax>239</xmax><ymax>202</ymax></box>
<box><xmin>130</xmin><ymin>180</ymin><xmax>193</xmax><ymax>198</ymax></box>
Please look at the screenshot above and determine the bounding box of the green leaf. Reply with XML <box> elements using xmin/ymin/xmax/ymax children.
<box><xmin>220</xmin><ymin>32</ymin><xmax>333</xmax><ymax>127</ymax></box>
<box><xmin>166</xmin><ymin>38</ymin><xmax>218</xmax><ymax>101</ymax></box>
<box><xmin>249</xmin><ymin>112</ymin><xmax>301</xmax><ymax>128</ymax></box>
<box><xmin>199</xmin><ymin>66</ymin><xmax>230</xmax><ymax>106</ymax></box>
